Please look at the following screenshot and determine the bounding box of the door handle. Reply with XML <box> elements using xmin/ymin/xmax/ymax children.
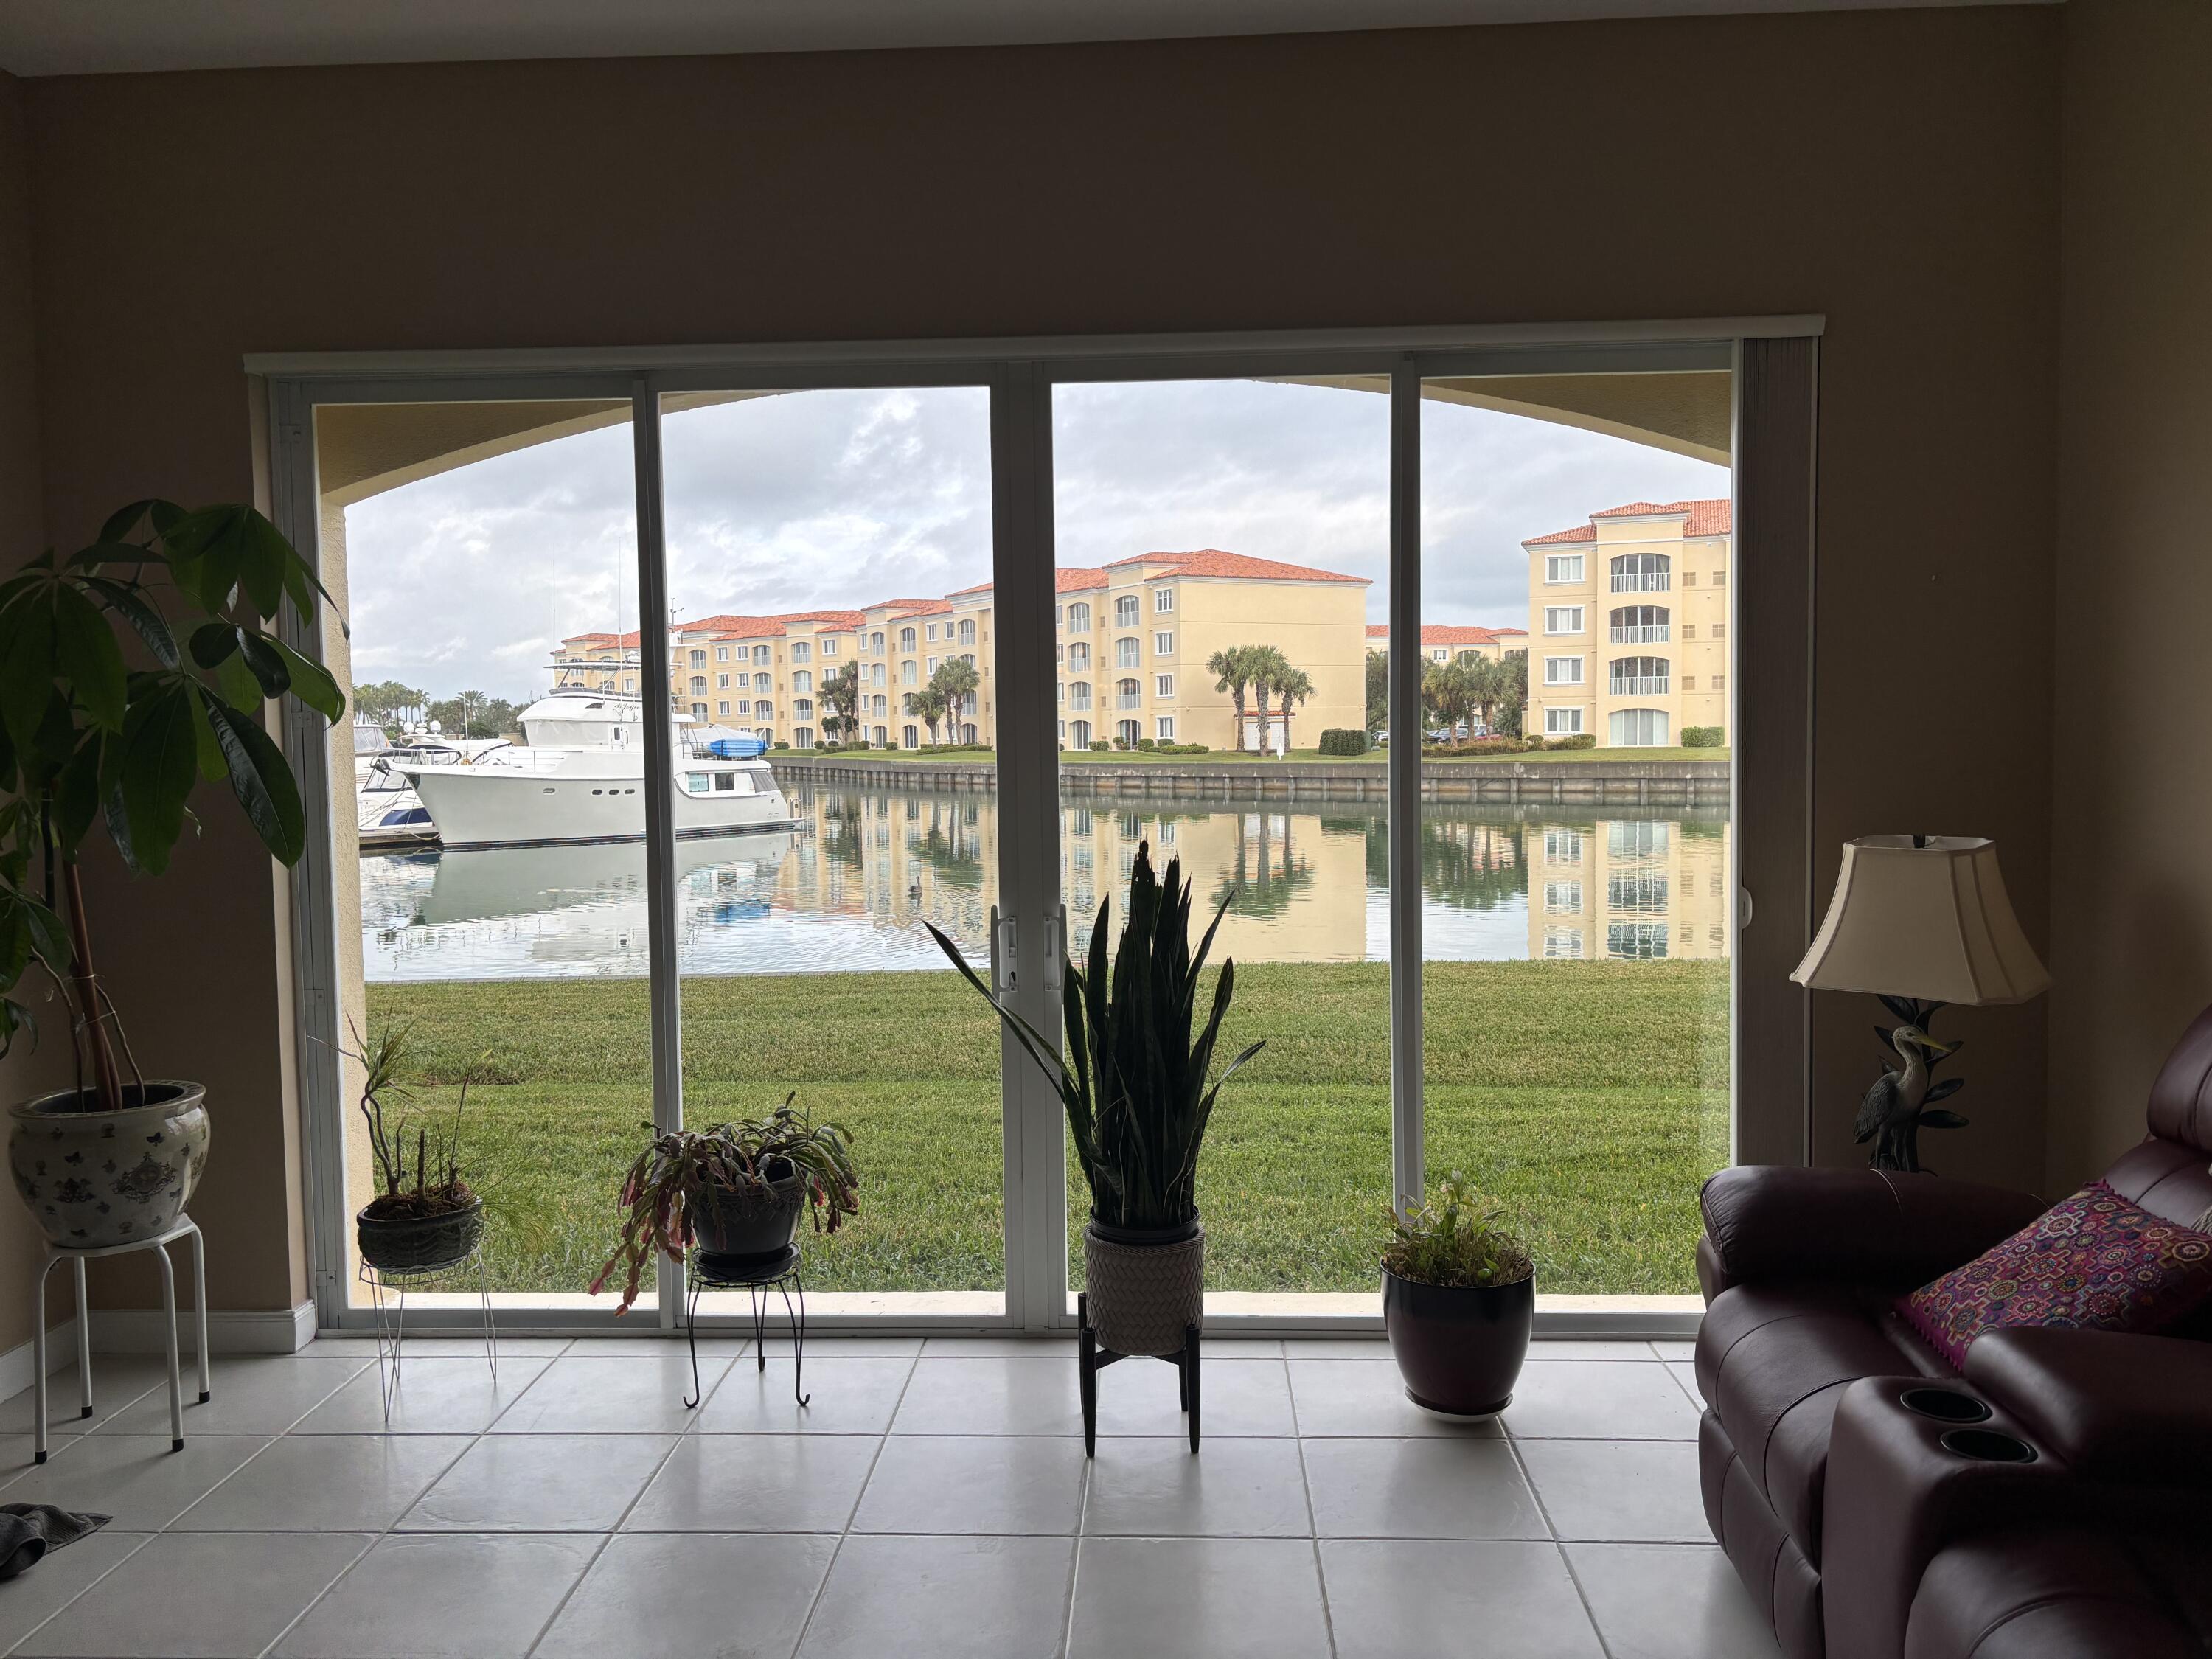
<box><xmin>1739</xmin><ymin>887</ymin><xmax>1755</xmax><ymax>931</ymax></box>
<box><xmin>990</xmin><ymin>906</ymin><xmax>1018</xmax><ymax>1006</ymax></box>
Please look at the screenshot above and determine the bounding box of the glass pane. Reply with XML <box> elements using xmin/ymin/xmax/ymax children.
<box><xmin>319</xmin><ymin>398</ymin><xmax>650</xmax><ymax>1312</ymax></box>
<box><xmin>1051</xmin><ymin>376</ymin><xmax>1392</xmax><ymax>1312</ymax></box>
<box><xmin>1417</xmin><ymin>368</ymin><xmax>1733</xmax><ymax>1304</ymax></box>
<box><xmin>658</xmin><ymin>386</ymin><xmax>1003</xmax><ymax>1315</ymax></box>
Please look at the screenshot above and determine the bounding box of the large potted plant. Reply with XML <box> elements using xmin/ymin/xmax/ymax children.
<box><xmin>1380</xmin><ymin>1173</ymin><xmax>1535</xmax><ymax>1417</ymax></box>
<box><xmin>591</xmin><ymin>1096</ymin><xmax>859</xmax><ymax>1312</ymax></box>
<box><xmin>929</xmin><ymin>840</ymin><xmax>1262</xmax><ymax>1359</ymax></box>
<box><xmin>1</xmin><ymin>502</ymin><xmax>344</xmax><ymax>1249</ymax></box>
<box><xmin>349</xmin><ymin>1018</ymin><xmax>487</xmax><ymax>1275</ymax></box>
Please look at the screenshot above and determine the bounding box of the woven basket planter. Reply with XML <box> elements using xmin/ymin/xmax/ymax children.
<box><xmin>1083</xmin><ymin>1218</ymin><xmax>1205</xmax><ymax>1357</ymax></box>
<box><xmin>357</xmin><ymin>1196</ymin><xmax>485</xmax><ymax>1276</ymax></box>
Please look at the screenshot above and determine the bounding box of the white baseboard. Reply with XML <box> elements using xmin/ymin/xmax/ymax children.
<box><xmin>0</xmin><ymin>1317</ymin><xmax>83</xmax><ymax>1400</ymax></box>
<box><xmin>88</xmin><ymin>1301</ymin><xmax>316</xmax><ymax>1357</ymax></box>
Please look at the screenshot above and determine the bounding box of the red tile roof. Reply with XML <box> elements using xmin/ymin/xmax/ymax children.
<box><xmin>560</xmin><ymin>630</ymin><xmax>641</xmax><ymax>647</ymax></box>
<box><xmin>865</xmin><ymin>597</ymin><xmax>953</xmax><ymax>615</ymax></box>
<box><xmin>948</xmin><ymin>566</ymin><xmax>1110</xmax><ymax>598</ymax></box>
<box><xmin>1366</xmin><ymin>624</ymin><xmax>1516</xmax><ymax>647</ymax></box>
<box><xmin>1107</xmin><ymin>548</ymin><xmax>1368</xmax><ymax>584</ymax></box>
<box><xmin>1525</xmin><ymin>498</ymin><xmax>1731</xmax><ymax>546</ymax></box>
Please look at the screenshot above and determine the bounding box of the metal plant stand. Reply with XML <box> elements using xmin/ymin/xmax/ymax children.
<box><xmin>1077</xmin><ymin>1291</ymin><xmax>1200</xmax><ymax>1456</ymax></box>
<box><xmin>684</xmin><ymin>1244</ymin><xmax>808</xmax><ymax>1410</ymax></box>
<box><xmin>32</xmin><ymin>1215</ymin><xmax>209</xmax><ymax>1461</ymax></box>
<box><xmin>358</xmin><ymin>1243</ymin><xmax>497</xmax><ymax>1420</ymax></box>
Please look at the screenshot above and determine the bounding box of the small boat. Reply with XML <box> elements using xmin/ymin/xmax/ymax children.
<box><xmin>394</xmin><ymin>690</ymin><xmax>794</xmax><ymax>849</ymax></box>
<box><xmin>355</xmin><ymin>723</ymin><xmax>511</xmax><ymax>849</ymax></box>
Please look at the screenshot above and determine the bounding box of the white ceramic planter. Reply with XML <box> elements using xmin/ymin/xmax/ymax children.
<box><xmin>8</xmin><ymin>1082</ymin><xmax>210</xmax><ymax>1249</ymax></box>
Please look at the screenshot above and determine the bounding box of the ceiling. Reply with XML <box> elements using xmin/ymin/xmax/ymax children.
<box><xmin>0</xmin><ymin>0</ymin><xmax>2047</xmax><ymax>78</ymax></box>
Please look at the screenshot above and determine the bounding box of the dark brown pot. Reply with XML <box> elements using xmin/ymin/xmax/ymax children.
<box><xmin>1382</xmin><ymin>1265</ymin><xmax>1534</xmax><ymax>1417</ymax></box>
<box><xmin>357</xmin><ymin>1196</ymin><xmax>485</xmax><ymax>1276</ymax></box>
<box><xmin>692</xmin><ymin>1169</ymin><xmax>804</xmax><ymax>1269</ymax></box>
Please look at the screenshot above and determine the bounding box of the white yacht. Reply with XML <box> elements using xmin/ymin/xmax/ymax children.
<box><xmin>394</xmin><ymin>689</ymin><xmax>793</xmax><ymax>849</ymax></box>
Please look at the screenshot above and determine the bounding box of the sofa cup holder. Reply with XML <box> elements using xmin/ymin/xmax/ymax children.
<box><xmin>1901</xmin><ymin>1388</ymin><xmax>1992</xmax><ymax>1425</ymax></box>
<box><xmin>1938</xmin><ymin>1427</ymin><xmax>2037</xmax><ymax>1464</ymax></box>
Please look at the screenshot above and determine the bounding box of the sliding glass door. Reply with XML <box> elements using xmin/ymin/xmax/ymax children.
<box><xmin>280</xmin><ymin>332</ymin><xmax>1773</xmax><ymax>1333</ymax></box>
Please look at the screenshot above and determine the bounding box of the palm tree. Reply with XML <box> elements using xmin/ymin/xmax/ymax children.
<box><xmin>1246</xmin><ymin>645</ymin><xmax>1293</xmax><ymax>756</ymax></box>
<box><xmin>1271</xmin><ymin>664</ymin><xmax>1315</xmax><ymax>752</ymax></box>
<box><xmin>930</xmin><ymin>658</ymin><xmax>981</xmax><ymax>742</ymax></box>
<box><xmin>914</xmin><ymin>685</ymin><xmax>948</xmax><ymax>744</ymax></box>
<box><xmin>1206</xmin><ymin>646</ymin><xmax>1257</xmax><ymax>751</ymax></box>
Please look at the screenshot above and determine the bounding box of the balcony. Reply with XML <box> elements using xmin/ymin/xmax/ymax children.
<box><xmin>1610</xmin><ymin>572</ymin><xmax>1670</xmax><ymax>594</ymax></box>
<box><xmin>1610</xmin><ymin>674</ymin><xmax>1671</xmax><ymax>696</ymax></box>
<box><xmin>1610</xmin><ymin>625</ymin><xmax>1670</xmax><ymax>644</ymax></box>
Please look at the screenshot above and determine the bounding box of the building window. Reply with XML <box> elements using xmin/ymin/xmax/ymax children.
<box><xmin>1711</xmin><ymin>623</ymin><xmax>1726</xmax><ymax>639</ymax></box>
<box><xmin>1711</xmin><ymin>674</ymin><xmax>1726</xmax><ymax>691</ymax></box>
<box><xmin>1154</xmin><ymin>630</ymin><xmax>1173</xmax><ymax>655</ymax></box>
<box><xmin>1067</xmin><ymin>642</ymin><xmax>1091</xmax><ymax>672</ymax></box>
<box><xmin>1117</xmin><ymin>719</ymin><xmax>1141</xmax><ymax>746</ymax></box>
<box><xmin>1069</xmin><ymin>681</ymin><xmax>1092</xmax><ymax>712</ymax></box>
<box><xmin>870</xmin><ymin>664</ymin><xmax>886</xmax><ymax>687</ymax></box>
<box><xmin>689</xmin><ymin>675</ymin><xmax>707</xmax><ymax>693</ymax></box>
<box><xmin>1543</xmin><ymin>930</ymin><xmax>1585</xmax><ymax>959</ymax></box>
<box><xmin>714</xmin><ymin>645</ymin><xmax>730</xmax><ymax>662</ymax></box>
<box><xmin>1545</xmin><ymin>706</ymin><xmax>1584</xmax><ymax>735</ymax></box>
<box><xmin>793</xmin><ymin>698</ymin><xmax>813</xmax><ymax>717</ymax></box>
<box><xmin>1711</xmin><ymin>570</ymin><xmax>1727</xmax><ymax>585</ymax></box>
<box><xmin>1607</xmin><ymin>922</ymin><xmax>1670</xmax><ymax>959</ymax></box>
<box><xmin>958</xmin><ymin>619</ymin><xmax>976</xmax><ymax>645</ymax></box>
<box><xmin>1610</xmin><ymin>605</ymin><xmax>1669</xmax><ymax>644</ymax></box>
<box><xmin>1069</xmin><ymin>720</ymin><xmax>1091</xmax><ymax>748</ymax></box>
<box><xmin>1609</xmin><ymin>708</ymin><xmax>1671</xmax><ymax>747</ymax></box>
<box><xmin>795</xmin><ymin>727</ymin><xmax>813</xmax><ymax>748</ymax></box>
<box><xmin>1608</xmin><ymin>657</ymin><xmax>1670</xmax><ymax>696</ymax></box>
<box><xmin>1155</xmin><ymin>674</ymin><xmax>1174</xmax><ymax>697</ymax></box>
<box><xmin>1115</xmin><ymin>595</ymin><xmax>1140</xmax><ymax>627</ymax></box>
<box><xmin>1543</xmin><ymin>657</ymin><xmax>1582</xmax><ymax>686</ymax></box>
<box><xmin>1156</xmin><ymin>717</ymin><xmax>1175</xmax><ymax>741</ymax></box>
<box><xmin>1682</xmin><ymin>624</ymin><xmax>1697</xmax><ymax>640</ymax></box>
<box><xmin>1544</xmin><ymin>830</ymin><xmax>1582</xmax><ymax>863</ymax></box>
<box><xmin>692</xmin><ymin>702</ymin><xmax>707</xmax><ymax>718</ymax></box>
<box><xmin>1155</xmin><ymin>589</ymin><xmax>1174</xmax><ymax>613</ymax></box>
<box><xmin>927</xmin><ymin>622</ymin><xmax>939</xmax><ymax>642</ymax></box>
<box><xmin>1116</xmin><ymin>678</ymin><xmax>1141</xmax><ymax>710</ymax></box>
<box><xmin>624</xmin><ymin>676</ymin><xmax>636</xmax><ymax>691</ymax></box>
<box><xmin>1067</xmin><ymin>602</ymin><xmax>1091</xmax><ymax>633</ymax></box>
<box><xmin>689</xmin><ymin>649</ymin><xmax>706</xmax><ymax>667</ymax></box>
<box><xmin>737</xmin><ymin>700</ymin><xmax>751</xmax><ymax>714</ymax></box>
<box><xmin>820</xmin><ymin>638</ymin><xmax>837</xmax><ymax>655</ymax></box>
<box><xmin>717</xmin><ymin>673</ymin><xmax>730</xmax><ymax>689</ymax></box>
<box><xmin>1544</xmin><ymin>880</ymin><xmax>1583</xmax><ymax>914</ymax></box>
<box><xmin>1682</xmin><ymin>571</ymin><xmax>1697</xmax><ymax>587</ymax></box>
<box><xmin>1681</xmin><ymin>676</ymin><xmax>1697</xmax><ymax>691</ymax></box>
<box><xmin>1544</xmin><ymin>606</ymin><xmax>1585</xmax><ymax>635</ymax></box>
<box><xmin>1610</xmin><ymin>553</ymin><xmax>1671</xmax><ymax>593</ymax></box>
<box><xmin>716</xmin><ymin>700</ymin><xmax>730</xmax><ymax>715</ymax></box>
<box><xmin>901</xmin><ymin>660</ymin><xmax>917</xmax><ymax>685</ymax></box>
<box><xmin>755</xmin><ymin>704</ymin><xmax>771</xmax><ymax>720</ymax></box>
<box><xmin>1608</xmin><ymin>873</ymin><xmax>1670</xmax><ymax>913</ymax></box>
<box><xmin>753</xmin><ymin>645</ymin><xmax>771</xmax><ymax>665</ymax></box>
<box><xmin>1544</xmin><ymin>554</ymin><xmax>1585</xmax><ymax>584</ymax></box>
<box><xmin>1431</xmin><ymin>648</ymin><xmax>1447</xmax><ymax>661</ymax></box>
<box><xmin>899</xmin><ymin>627</ymin><xmax>916</xmax><ymax>651</ymax></box>
<box><xmin>792</xmin><ymin>670</ymin><xmax>813</xmax><ymax>694</ymax></box>
<box><xmin>1057</xmin><ymin>720</ymin><xmax>1066</xmax><ymax>742</ymax></box>
<box><xmin>790</xmin><ymin>641</ymin><xmax>810</xmax><ymax>663</ymax></box>
<box><xmin>1115</xmin><ymin>637</ymin><xmax>1140</xmax><ymax>669</ymax></box>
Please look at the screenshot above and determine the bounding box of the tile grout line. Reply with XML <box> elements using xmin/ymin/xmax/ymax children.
<box><xmin>1499</xmin><ymin>1411</ymin><xmax>1615</xmax><ymax>1658</ymax></box>
<box><xmin>1061</xmin><ymin>1346</ymin><xmax>1097</xmax><ymax>1659</ymax></box>
<box><xmin>515</xmin><ymin>1345</ymin><xmax>751</xmax><ymax>1659</ymax></box>
<box><xmin>781</xmin><ymin>1347</ymin><xmax>923</xmax><ymax>1659</ymax></box>
<box><xmin>1284</xmin><ymin>1353</ymin><xmax>1343</xmax><ymax>1659</ymax></box>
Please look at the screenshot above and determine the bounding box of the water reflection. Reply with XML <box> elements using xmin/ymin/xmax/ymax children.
<box><xmin>359</xmin><ymin>782</ymin><xmax>1731</xmax><ymax>982</ymax></box>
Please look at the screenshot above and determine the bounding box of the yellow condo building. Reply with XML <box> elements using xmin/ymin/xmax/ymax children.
<box><xmin>1522</xmin><ymin>498</ymin><xmax>1731</xmax><ymax>748</ymax></box>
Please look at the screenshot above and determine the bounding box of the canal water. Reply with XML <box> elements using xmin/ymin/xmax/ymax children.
<box><xmin>359</xmin><ymin>781</ymin><xmax>1731</xmax><ymax>983</ymax></box>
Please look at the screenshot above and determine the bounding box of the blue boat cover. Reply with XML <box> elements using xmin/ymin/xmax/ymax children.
<box><xmin>707</xmin><ymin>737</ymin><xmax>769</xmax><ymax>759</ymax></box>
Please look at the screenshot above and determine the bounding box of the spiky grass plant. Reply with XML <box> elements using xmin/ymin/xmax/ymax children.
<box><xmin>928</xmin><ymin>840</ymin><xmax>1262</xmax><ymax>1232</ymax></box>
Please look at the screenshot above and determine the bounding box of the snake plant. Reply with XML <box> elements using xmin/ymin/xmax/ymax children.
<box><xmin>928</xmin><ymin>840</ymin><xmax>1262</xmax><ymax>1232</ymax></box>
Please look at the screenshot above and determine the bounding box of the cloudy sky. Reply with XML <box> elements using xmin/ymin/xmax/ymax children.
<box><xmin>342</xmin><ymin>380</ymin><xmax>1726</xmax><ymax>704</ymax></box>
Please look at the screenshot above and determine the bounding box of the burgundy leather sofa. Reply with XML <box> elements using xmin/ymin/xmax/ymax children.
<box><xmin>1692</xmin><ymin>1004</ymin><xmax>2212</xmax><ymax>1659</ymax></box>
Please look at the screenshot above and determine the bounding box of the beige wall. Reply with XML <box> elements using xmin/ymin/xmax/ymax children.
<box><xmin>2045</xmin><ymin>0</ymin><xmax>2212</xmax><ymax>1190</ymax></box>
<box><xmin>7</xmin><ymin>6</ymin><xmax>2065</xmax><ymax>1318</ymax></box>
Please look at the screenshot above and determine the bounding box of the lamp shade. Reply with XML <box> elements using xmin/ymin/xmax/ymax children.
<box><xmin>1791</xmin><ymin>836</ymin><xmax>2050</xmax><ymax>1005</ymax></box>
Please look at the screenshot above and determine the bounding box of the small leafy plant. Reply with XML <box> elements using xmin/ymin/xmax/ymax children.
<box><xmin>927</xmin><ymin>840</ymin><xmax>1262</xmax><ymax>1233</ymax></box>
<box><xmin>591</xmin><ymin>1095</ymin><xmax>859</xmax><ymax>1313</ymax></box>
<box><xmin>1382</xmin><ymin>1173</ymin><xmax>1534</xmax><ymax>1289</ymax></box>
<box><xmin>347</xmin><ymin>1017</ymin><xmax>480</xmax><ymax>1221</ymax></box>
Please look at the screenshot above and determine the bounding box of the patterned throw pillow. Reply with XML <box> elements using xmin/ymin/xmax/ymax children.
<box><xmin>1900</xmin><ymin>1180</ymin><xmax>2212</xmax><ymax>1371</ymax></box>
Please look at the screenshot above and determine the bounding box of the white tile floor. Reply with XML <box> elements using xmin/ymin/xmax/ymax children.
<box><xmin>0</xmin><ymin>1335</ymin><xmax>1779</xmax><ymax>1658</ymax></box>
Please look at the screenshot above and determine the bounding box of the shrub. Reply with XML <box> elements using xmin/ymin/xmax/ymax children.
<box><xmin>1382</xmin><ymin>1172</ymin><xmax>1532</xmax><ymax>1290</ymax></box>
<box><xmin>1545</xmin><ymin>734</ymin><xmax>1597</xmax><ymax>751</ymax></box>
<box><xmin>1318</xmin><ymin>728</ymin><xmax>1369</xmax><ymax>757</ymax></box>
<box><xmin>772</xmin><ymin>741</ymin><xmax>790</xmax><ymax>751</ymax></box>
<box><xmin>1682</xmin><ymin>726</ymin><xmax>1725</xmax><ymax>748</ymax></box>
<box><xmin>1090</xmin><ymin>740</ymin><xmax>1111</xmax><ymax>753</ymax></box>
<box><xmin>1136</xmin><ymin>737</ymin><xmax>1156</xmax><ymax>751</ymax></box>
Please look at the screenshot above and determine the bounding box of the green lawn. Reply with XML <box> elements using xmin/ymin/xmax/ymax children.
<box><xmin>782</xmin><ymin>746</ymin><xmax>1729</xmax><ymax>766</ymax></box>
<box><xmin>369</xmin><ymin>959</ymin><xmax>1728</xmax><ymax>1300</ymax></box>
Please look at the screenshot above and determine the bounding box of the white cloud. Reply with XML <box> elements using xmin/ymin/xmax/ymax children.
<box><xmin>339</xmin><ymin>379</ymin><xmax>1725</xmax><ymax>702</ymax></box>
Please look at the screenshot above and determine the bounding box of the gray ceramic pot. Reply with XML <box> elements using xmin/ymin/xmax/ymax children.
<box><xmin>1082</xmin><ymin>1217</ymin><xmax>1205</xmax><ymax>1357</ymax></box>
<box><xmin>9</xmin><ymin>1082</ymin><xmax>210</xmax><ymax>1249</ymax></box>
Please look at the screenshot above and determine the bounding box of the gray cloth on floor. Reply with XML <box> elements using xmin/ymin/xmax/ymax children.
<box><xmin>0</xmin><ymin>1503</ymin><xmax>111</xmax><ymax>1582</ymax></box>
